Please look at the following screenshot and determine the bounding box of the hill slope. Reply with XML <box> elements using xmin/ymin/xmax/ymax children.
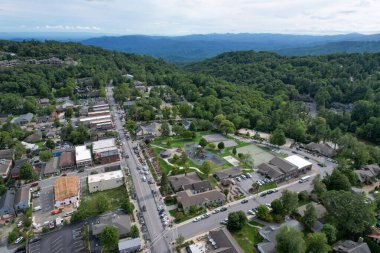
<box><xmin>82</xmin><ymin>33</ymin><xmax>380</xmax><ymax>62</ymax></box>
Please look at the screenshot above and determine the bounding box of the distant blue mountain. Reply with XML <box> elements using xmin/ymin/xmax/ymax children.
<box><xmin>81</xmin><ymin>33</ymin><xmax>380</xmax><ymax>62</ymax></box>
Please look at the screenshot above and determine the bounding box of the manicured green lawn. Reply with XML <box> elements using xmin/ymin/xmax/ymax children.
<box><xmin>82</xmin><ymin>186</ymin><xmax>129</xmax><ymax>211</ymax></box>
<box><xmin>232</xmin><ymin>223</ymin><xmax>263</xmax><ymax>253</ymax></box>
<box><xmin>169</xmin><ymin>208</ymin><xmax>206</xmax><ymax>224</ymax></box>
<box><xmin>258</xmin><ymin>182</ymin><xmax>277</xmax><ymax>192</ymax></box>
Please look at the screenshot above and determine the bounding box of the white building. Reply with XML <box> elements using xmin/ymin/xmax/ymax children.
<box><xmin>284</xmin><ymin>155</ymin><xmax>313</xmax><ymax>172</ymax></box>
<box><xmin>54</xmin><ymin>176</ymin><xmax>80</xmax><ymax>207</ymax></box>
<box><xmin>88</xmin><ymin>170</ymin><xmax>124</xmax><ymax>193</ymax></box>
<box><xmin>79</xmin><ymin>115</ymin><xmax>111</xmax><ymax>125</ymax></box>
<box><xmin>75</xmin><ymin>145</ymin><xmax>92</xmax><ymax>168</ymax></box>
<box><xmin>92</xmin><ymin>138</ymin><xmax>117</xmax><ymax>153</ymax></box>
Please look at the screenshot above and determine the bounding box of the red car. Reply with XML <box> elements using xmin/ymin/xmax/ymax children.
<box><xmin>51</xmin><ymin>209</ymin><xmax>61</xmax><ymax>215</ymax></box>
<box><xmin>31</xmin><ymin>182</ymin><xmax>39</xmax><ymax>187</ymax></box>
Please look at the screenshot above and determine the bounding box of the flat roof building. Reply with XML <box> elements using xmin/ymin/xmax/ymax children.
<box><xmin>284</xmin><ymin>155</ymin><xmax>312</xmax><ymax>170</ymax></box>
<box><xmin>75</xmin><ymin>145</ymin><xmax>92</xmax><ymax>168</ymax></box>
<box><xmin>88</xmin><ymin>170</ymin><xmax>124</xmax><ymax>193</ymax></box>
<box><xmin>92</xmin><ymin>138</ymin><xmax>119</xmax><ymax>165</ymax></box>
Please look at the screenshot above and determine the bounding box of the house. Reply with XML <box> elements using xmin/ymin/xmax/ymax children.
<box><xmin>257</xmin><ymin>157</ymin><xmax>300</xmax><ymax>183</ymax></box>
<box><xmin>214</xmin><ymin>167</ymin><xmax>243</xmax><ymax>181</ymax></box>
<box><xmin>14</xmin><ymin>186</ymin><xmax>31</xmax><ymax>211</ymax></box>
<box><xmin>75</xmin><ymin>145</ymin><xmax>92</xmax><ymax>168</ymax></box>
<box><xmin>305</xmin><ymin>142</ymin><xmax>337</xmax><ymax>158</ymax></box>
<box><xmin>0</xmin><ymin>159</ymin><xmax>13</xmax><ymax>180</ymax></box>
<box><xmin>182</xmin><ymin>120</ymin><xmax>192</xmax><ymax>130</ymax></box>
<box><xmin>257</xmin><ymin>220</ymin><xmax>303</xmax><ymax>253</ymax></box>
<box><xmin>11</xmin><ymin>113</ymin><xmax>34</xmax><ymax>125</ymax></box>
<box><xmin>183</xmin><ymin>181</ymin><xmax>212</xmax><ymax>193</ymax></box>
<box><xmin>355</xmin><ymin>164</ymin><xmax>380</xmax><ymax>184</ymax></box>
<box><xmin>118</xmin><ymin>238</ymin><xmax>141</xmax><ymax>253</ymax></box>
<box><xmin>296</xmin><ymin>202</ymin><xmax>327</xmax><ymax>232</ymax></box>
<box><xmin>11</xmin><ymin>159</ymin><xmax>28</xmax><ymax>179</ymax></box>
<box><xmin>0</xmin><ymin>149</ymin><xmax>15</xmax><ymax>161</ymax></box>
<box><xmin>333</xmin><ymin>240</ymin><xmax>370</xmax><ymax>253</ymax></box>
<box><xmin>177</xmin><ymin>189</ymin><xmax>225</xmax><ymax>213</ymax></box>
<box><xmin>43</xmin><ymin>157</ymin><xmax>60</xmax><ymax>176</ymax></box>
<box><xmin>21</xmin><ymin>142</ymin><xmax>39</xmax><ymax>152</ymax></box>
<box><xmin>39</xmin><ymin>98</ymin><xmax>50</xmax><ymax>105</ymax></box>
<box><xmin>88</xmin><ymin>170</ymin><xmax>124</xmax><ymax>193</ymax></box>
<box><xmin>24</xmin><ymin>131</ymin><xmax>43</xmax><ymax>143</ymax></box>
<box><xmin>59</xmin><ymin>151</ymin><xmax>76</xmax><ymax>170</ymax></box>
<box><xmin>208</xmin><ymin>227</ymin><xmax>244</xmax><ymax>253</ymax></box>
<box><xmin>135</xmin><ymin>122</ymin><xmax>162</xmax><ymax>138</ymax></box>
<box><xmin>92</xmin><ymin>212</ymin><xmax>131</xmax><ymax>237</ymax></box>
<box><xmin>54</xmin><ymin>176</ymin><xmax>80</xmax><ymax>207</ymax></box>
<box><xmin>0</xmin><ymin>190</ymin><xmax>15</xmax><ymax>217</ymax></box>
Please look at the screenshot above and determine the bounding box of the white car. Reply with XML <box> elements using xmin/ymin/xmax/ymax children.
<box><xmin>15</xmin><ymin>237</ymin><xmax>23</xmax><ymax>244</ymax></box>
<box><xmin>193</xmin><ymin>217</ymin><xmax>201</xmax><ymax>222</ymax></box>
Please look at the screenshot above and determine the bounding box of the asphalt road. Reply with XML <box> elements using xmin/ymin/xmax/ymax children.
<box><xmin>107</xmin><ymin>86</ymin><xmax>171</xmax><ymax>253</ymax></box>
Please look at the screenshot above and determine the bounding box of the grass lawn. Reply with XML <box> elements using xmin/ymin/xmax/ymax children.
<box><xmin>152</xmin><ymin>132</ymin><xmax>207</xmax><ymax>149</ymax></box>
<box><xmin>248</xmin><ymin>220</ymin><xmax>265</xmax><ymax>227</ymax></box>
<box><xmin>231</xmin><ymin>223</ymin><xmax>263</xmax><ymax>253</ymax></box>
<box><xmin>169</xmin><ymin>208</ymin><xmax>206</xmax><ymax>224</ymax></box>
<box><xmin>80</xmin><ymin>186</ymin><xmax>129</xmax><ymax>214</ymax></box>
<box><xmin>258</xmin><ymin>182</ymin><xmax>278</xmax><ymax>192</ymax></box>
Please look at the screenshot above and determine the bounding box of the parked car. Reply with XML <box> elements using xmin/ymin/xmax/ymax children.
<box><xmin>245</xmin><ymin>173</ymin><xmax>252</xmax><ymax>178</ymax></box>
<box><xmin>32</xmin><ymin>206</ymin><xmax>42</xmax><ymax>212</ymax></box>
<box><xmin>220</xmin><ymin>207</ymin><xmax>227</xmax><ymax>212</ymax></box>
<box><xmin>30</xmin><ymin>182</ymin><xmax>39</xmax><ymax>187</ymax></box>
<box><xmin>51</xmin><ymin>209</ymin><xmax>61</xmax><ymax>215</ymax></box>
<box><xmin>193</xmin><ymin>217</ymin><xmax>201</xmax><ymax>222</ymax></box>
<box><xmin>241</xmin><ymin>199</ymin><xmax>248</xmax><ymax>204</ymax></box>
<box><xmin>260</xmin><ymin>192</ymin><xmax>267</xmax><ymax>197</ymax></box>
<box><xmin>15</xmin><ymin>237</ymin><xmax>23</xmax><ymax>244</ymax></box>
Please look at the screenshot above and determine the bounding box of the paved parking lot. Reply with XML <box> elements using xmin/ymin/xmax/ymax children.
<box><xmin>32</xmin><ymin>187</ymin><xmax>54</xmax><ymax>224</ymax></box>
<box><xmin>29</xmin><ymin>224</ymin><xmax>84</xmax><ymax>253</ymax></box>
<box><xmin>235</xmin><ymin>172</ymin><xmax>265</xmax><ymax>194</ymax></box>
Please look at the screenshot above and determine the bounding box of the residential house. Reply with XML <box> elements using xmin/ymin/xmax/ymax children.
<box><xmin>257</xmin><ymin>219</ymin><xmax>303</xmax><ymax>253</ymax></box>
<box><xmin>92</xmin><ymin>212</ymin><xmax>131</xmax><ymax>237</ymax></box>
<box><xmin>333</xmin><ymin>240</ymin><xmax>370</xmax><ymax>253</ymax></box>
<box><xmin>54</xmin><ymin>176</ymin><xmax>80</xmax><ymax>207</ymax></box>
<box><xmin>88</xmin><ymin>170</ymin><xmax>124</xmax><ymax>193</ymax></box>
<box><xmin>0</xmin><ymin>159</ymin><xmax>13</xmax><ymax>180</ymax></box>
<box><xmin>214</xmin><ymin>167</ymin><xmax>243</xmax><ymax>181</ymax></box>
<box><xmin>92</xmin><ymin>138</ymin><xmax>119</xmax><ymax>165</ymax></box>
<box><xmin>305</xmin><ymin>142</ymin><xmax>337</xmax><ymax>158</ymax></box>
<box><xmin>43</xmin><ymin>157</ymin><xmax>60</xmax><ymax>176</ymax></box>
<box><xmin>182</xmin><ymin>120</ymin><xmax>192</xmax><ymax>130</ymax></box>
<box><xmin>10</xmin><ymin>159</ymin><xmax>29</xmax><ymax>180</ymax></box>
<box><xmin>14</xmin><ymin>186</ymin><xmax>31</xmax><ymax>211</ymax></box>
<box><xmin>208</xmin><ymin>227</ymin><xmax>244</xmax><ymax>253</ymax></box>
<box><xmin>355</xmin><ymin>164</ymin><xmax>380</xmax><ymax>184</ymax></box>
<box><xmin>296</xmin><ymin>202</ymin><xmax>327</xmax><ymax>232</ymax></box>
<box><xmin>0</xmin><ymin>190</ymin><xmax>15</xmax><ymax>218</ymax></box>
<box><xmin>0</xmin><ymin>149</ymin><xmax>15</xmax><ymax>161</ymax></box>
<box><xmin>135</xmin><ymin>122</ymin><xmax>162</xmax><ymax>139</ymax></box>
<box><xmin>11</xmin><ymin>113</ymin><xmax>34</xmax><ymax>125</ymax></box>
<box><xmin>177</xmin><ymin>189</ymin><xmax>225</xmax><ymax>213</ymax></box>
<box><xmin>75</xmin><ymin>145</ymin><xmax>92</xmax><ymax>168</ymax></box>
<box><xmin>59</xmin><ymin>151</ymin><xmax>75</xmax><ymax>170</ymax></box>
<box><xmin>168</xmin><ymin>172</ymin><xmax>212</xmax><ymax>193</ymax></box>
<box><xmin>39</xmin><ymin>98</ymin><xmax>50</xmax><ymax>105</ymax></box>
<box><xmin>24</xmin><ymin>131</ymin><xmax>42</xmax><ymax>143</ymax></box>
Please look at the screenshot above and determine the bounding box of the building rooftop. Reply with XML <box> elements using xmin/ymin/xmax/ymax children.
<box><xmin>0</xmin><ymin>190</ymin><xmax>15</xmax><ymax>215</ymax></box>
<box><xmin>92</xmin><ymin>138</ymin><xmax>116</xmax><ymax>153</ymax></box>
<box><xmin>333</xmin><ymin>240</ymin><xmax>371</xmax><ymax>253</ymax></box>
<box><xmin>44</xmin><ymin>157</ymin><xmax>59</xmax><ymax>175</ymax></box>
<box><xmin>118</xmin><ymin>238</ymin><xmax>141</xmax><ymax>252</ymax></box>
<box><xmin>168</xmin><ymin>172</ymin><xmax>202</xmax><ymax>191</ymax></box>
<box><xmin>0</xmin><ymin>149</ymin><xmax>15</xmax><ymax>160</ymax></box>
<box><xmin>209</xmin><ymin>227</ymin><xmax>244</xmax><ymax>253</ymax></box>
<box><xmin>54</xmin><ymin>176</ymin><xmax>80</xmax><ymax>202</ymax></box>
<box><xmin>284</xmin><ymin>155</ymin><xmax>312</xmax><ymax>169</ymax></box>
<box><xmin>177</xmin><ymin>189</ymin><xmax>225</xmax><ymax>210</ymax></box>
<box><xmin>88</xmin><ymin>170</ymin><xmax>123</xmax><ymax>183</ymax></box>
<box><xmin>269</xmin><ymin>157</ymin><xmax>296</xmax><ymax>173</ymax></box>
<box><xmin>0</xmin><ymin>159</ymin><xmax>12</xmax><ymax>177</ymax></box>
<box><xmin>14</xmin><ymin>186</ymin><xmax>30</xmax><ymax>205</ymax></box>
<box><xmin>214</xmin><ymin>167</ymin><xmax>242</xmax><ymax>180</ymax></box>
<box><xmin>75</xmin><ymin>145</ymin><xmax>92</xmax><ymax>162</ymax></box>
<box><xmin>79</xmin><ymin>115</ymin><xmax>111</xmax><ymax>123</ymax></box>
<box><xmin>59</xmin><ymin>151</ymin><xmax>75</xmax><ymax>168</ymax></box>
<box><xmin>296</xmin><ymin>202</ymin><xmax>327</xmax><ymax>219</ymax></box>
<box><xmin>92</xmin><ymin>212</ymin><xmax>131</xmax><ymax>236</ymax></box>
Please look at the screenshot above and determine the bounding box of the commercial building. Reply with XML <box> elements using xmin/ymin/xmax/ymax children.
<box><xmin>14</xmin><ymin>186</ymin><xmax>31</xmax><ymax>211</ymax></box>
<box><xmin>208</xmin><ymin>227</ymin><xmax>244</xmax><ymax>253</ymax></box>
<box><xmin>54</xmin><ymin>176</ymin><xmax>80</xmax><ymax>207</ymax></box>
<box><xmin>214</xmin><ymin>167</ymin><xmax>243</xmax><ymax>181</ymax></box>
<box><xmin>92</xmin><ymin>212</ymin><xmax>131</xmax><ymax>237</ymax></box>
<box><xmin>43</xmin><ymin>157</ymin><xmax>60</xmax><ymax>176</ymax></box>
<box><xmin>118</xmin><ymin>238</ymin><xmax>141</xmax><ymax>253</ymax></box>
<box><xmin>59</xmin><ymin>151</ymin><xmax>76</xmax><ymax>170</ymax></box>
<box><xmin>87</xmin><ymin>110</ymin><xmax>110</xmax><ymax>117</ymax></box>
<box><xmin>79</xmin><ymin>115</ymin><xmax>111</xmax><ymax>126</ymax></box>
<box><xmin>92</xmin><ymin>138</ymin><xmax>119</xmax><ymax>165</ymax></box>
<box><xmin>75</xmin><ymin>145</ymin><xmax>92</xmax><ymax>168</ymax></box>
<box><xmin>284</xmin><ymin>155</ymin><xmax>312</xmax><ymax>173</ymax></box>
<box><xmin>88</xmin><ymin>170</ymin><xmax>124</xmax><ymax>193</ymax></box>
<box><xmin>91</xmin><ymin>104</ymin><xmax>109</xmax><ymax>111</ymax></box>
<box><xmin>177</xmin><ymin>189</ymin><xmax>225</xmax><ymax>213</ymax></box>
<box><xmin>305</xmin><ymin>142</ymin><xmax>337</xmax><ymax>158</ymax></box>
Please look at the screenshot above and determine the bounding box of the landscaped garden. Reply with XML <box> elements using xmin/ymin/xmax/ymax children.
<box><xmin>231</xmin><ymin>223</ymin><xmax>263</xmax><ymax>253</ymax></box>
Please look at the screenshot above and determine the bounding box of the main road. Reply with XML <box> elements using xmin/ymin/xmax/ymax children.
<box><xmin>106</xmin><ymin>86</ymin><xmax>171</xmax><ymax>253</ymax></box>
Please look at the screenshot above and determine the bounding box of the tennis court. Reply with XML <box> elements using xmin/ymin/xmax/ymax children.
<box><xmin>237</xmin><ymin>144</ymin><xmax>274</xmax><ymax>165</ymax></box>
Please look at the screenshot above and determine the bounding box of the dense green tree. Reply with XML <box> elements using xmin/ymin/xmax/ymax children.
<box><xmin>39</xmin><ymin>150</ymin><xmax>52</xmax><ymax>162</ymax></box>
<box><xmin>200</xmin><ymin>161</ymin><xmax>213</xmax><ymax>176</ymax></box>
<box><xmin>175</xmin><ymin>234</ymin><xmax>185</xmax><ymax>246</ymax></box>
<box><xmin>312</xmin><ymin>176</ymin><xmax>327</xmax><ymax>197</ymax></box>
<box><xmin>276</xmin><ymin>225</ymin><xmax>306</xmax><ymax>253</ymax></box>
<box><xmin>227</xmin><ymin>211</ymin><xmax>247</xmax><ymax>231</ymax></box>
<box><xmin>160</xmin><ymin>172</ymin><xmax>170</xmax><ymax>195</ymax></box>
<box><xmin>45</xmin><ymin>139</ymin><xmax>55</xmax><ymax>150</ymax></box>
<box><xmin>256</xmin><ymin>204</ymin><xmax>272</xmax><ymax>222</ymax></box>
<box><xmin>323</xmin><ymin>169</ymin><xmax>351</xmax><ymax>191</ymax></box>
<box><xmin>219</xmin><ymin>119</ymin><xmax>235</xmax><ymax>135</ymax></box>
<box><xmin>20</xmin><ymin>162</ymin><xmax>35</xmax><ymax>180</ymax></box>
<box><xmin>130</xmin><ymin>224</ymin><xmax>139</xmax><ymax>238</ymax></box>
<box><xmin>232</xmin><ymin>147</ymin><xmax>237</xmax><ymax>155</ymax></box>
<box><xmin>270</xmin><ymin>128</ymin><xmax>286</xmax><ymax>146</ymax></box>
<box><xmin>217</xmin><ymin>141</ymin><xmax>225</xmax><ymax>150</ymax></box>
<box><xmin>306</xmin><ymin>232</ymin><xmax>331</xmax><ymax>253</ymax></box>
<box><xmin>100</xmin><ymin>226</ymin><xmax>119</xmax><ymax>250</ymax></box>
<box><xmin>321</xmin><ymin>224</ymin><xmax>337</xmax><ymax>244</ymax></box>
<box><xmin>96</xmin><ymin>194</ymin><xmax>110</xmax><ymax>213</ymax></box>
<box><xmin>323</xmin><ymin>190</ymin><xmax>375</xmax><ymax>236</ymax></box>
<box><xmin>199</xmin><ymin>138</ymin><xmax>208</xmax><ymax>148</ymax></box>
<box><xmin>121</xmin><ymin>198</ymin><xmax>134</xmax><ymax>214</ymax></box>
<box><xmin>280</xmin><ymin>190</ymin><xmax>298</xmax><ymax>214</ymax></box>
<box><xmin>301</xmin><ymin>203</ymin><xmax>317</xmax><ymax>230</ymax></box>
<box><xmin>160</xmin><ymin>122</ymin><xmax>171</xmax><ymax>137</ymax></box>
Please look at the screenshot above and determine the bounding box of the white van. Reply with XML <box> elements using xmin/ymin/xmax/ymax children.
<box><xmin>32</xmin><ymin>206</ymin><xmax>42</xmax><ymax>212</ymax></box>
<box><xmin>142</xmin><ymin>176</ymin><xmax>147</xmax><ymax>182</ymax></box>
<box><xmin>299</xmin><ymin>175</ymin><xmax>311</xmax><ymax>183</ymax></box>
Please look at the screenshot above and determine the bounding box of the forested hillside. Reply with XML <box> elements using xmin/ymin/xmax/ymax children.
<box><xmin>186</xmin><ymin>51</ymin><xmax>380</xmax><ymax>145</ymax></box>
<box><xmin>1</xmin><ymin>40</ymin><xmax>380</xmax><ymax>167</ymax></box>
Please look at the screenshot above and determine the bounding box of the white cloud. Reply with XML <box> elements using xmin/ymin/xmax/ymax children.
<box><xmin>1</xmin><ymin>0</ymin><xmax>380</xmax><ymax>35</ymax></box>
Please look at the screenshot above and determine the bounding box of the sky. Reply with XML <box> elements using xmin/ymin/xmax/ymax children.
<box><xmin>1</xmin><ymin>0</ymin><xmax>380</xmax><ymax>35</ymax></box>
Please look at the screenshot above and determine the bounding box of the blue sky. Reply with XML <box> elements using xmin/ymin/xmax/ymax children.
<box><xmin>1</xmin><ymin>0</ymin><xmax>379</xmax><ymax>35</ymax></box>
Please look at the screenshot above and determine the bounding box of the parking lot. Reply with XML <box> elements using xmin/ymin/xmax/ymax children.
<box><xmin>235</xmin><ymin>172</ymin><xmax>266</xmax><ymax>194</ymax></box>
<box><xmin>32</xmin><ymin>187</ymin><xmax>54</xmax><ymax>225</ymax></box>
<box><xmin>29</xmin><ymin>224</ymin><xmax>85</xmax><ymax>253</ymax></box>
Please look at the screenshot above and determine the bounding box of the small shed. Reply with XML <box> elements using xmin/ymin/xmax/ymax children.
<box><xmin>160</xmin><ymin>149</ymin><xmax>172</xmax><ymax>158</ymax></box>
